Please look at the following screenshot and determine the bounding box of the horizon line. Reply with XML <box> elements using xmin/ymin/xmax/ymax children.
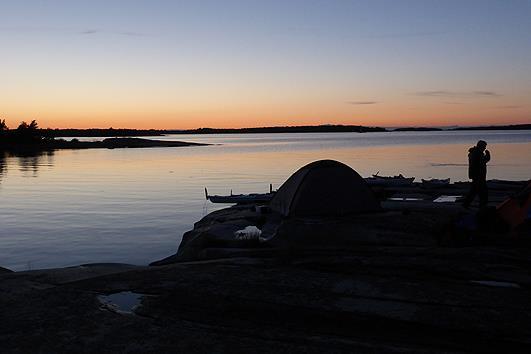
<box><xmin>31</xmin><ymin>122</ymin><xmax>531</xmax><ymax>131</ymax></box>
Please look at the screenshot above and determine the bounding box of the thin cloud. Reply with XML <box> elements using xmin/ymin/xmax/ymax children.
<box><xmin>473</xmin><ymin>91</ymin><xmax>500</xmax><ymax>97</ymax></box>
<box><xmin>79</xmin><ymin>29</ymin><xmax>149</xmax><ymax>37</ymax></box>
<box><xmin>346</xmin><ymin>101</ymin><xmax>378</xmax><ymax>105</ymax></box>
<box><xmin>79</xmin><ymin>29</ymin><xmax>100</xmax><ymax>35</ymax></box>
<box><xmin>415</xmin><ymin>90</ymin><xmax>501</xmax><ymax>98</ymax></box>
<box><xmin>0</xmin><ymin>26</ymin><xmax>149</xmax><ymax>37</ymax></box>
<box><xmin>495</xmin><ymin>105</ymin><xmax>522</xmax><ymax>109</ymax></box>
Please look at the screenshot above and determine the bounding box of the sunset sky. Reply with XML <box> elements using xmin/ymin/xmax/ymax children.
<box><xmin>1</xmin><ymin>0</ymin><xmax>530</xmax><ymax>129</ymax></box>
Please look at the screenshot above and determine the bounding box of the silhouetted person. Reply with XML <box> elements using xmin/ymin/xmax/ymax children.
<box><xmin>462</xmin><ymin>140</ymin><xmax>490</xmax><ymax>208</ymax></box>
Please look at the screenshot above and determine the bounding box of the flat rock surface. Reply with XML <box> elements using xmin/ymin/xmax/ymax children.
<box><xmin>2</xmin><ymin>247</ymin><xmax>531</xmax><ymax>353</ymax></box>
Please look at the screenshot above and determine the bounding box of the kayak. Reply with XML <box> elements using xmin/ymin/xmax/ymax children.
<box><xmin>365</xmin><ymin>174</ymin><xmax>415</xmax><ymax>186</ymax></box>
<box><xmin>205</xmin><ymin>186</ymin><xmax>275</xmax><ymax>204</ymax></box>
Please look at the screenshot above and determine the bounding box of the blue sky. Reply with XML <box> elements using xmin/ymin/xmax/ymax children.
<box><xmin>1</xmin><ymin>0</ymin><xmax>530</xmax><ymax>128</ymax></box>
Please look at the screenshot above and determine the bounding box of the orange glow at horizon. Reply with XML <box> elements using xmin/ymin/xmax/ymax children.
<box><xmin>2</xmin><ymin>104</ymin><xmax>529</xmax><ymax>130</ymax></box>
<box><xmin>1</xmin><ymin>75</ymin><xmax>529</xmax><ymax>129</ymax></box>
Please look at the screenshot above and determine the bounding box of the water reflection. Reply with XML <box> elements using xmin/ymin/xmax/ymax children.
<box><xmin>0</xmin><ymin>150</ymin><xmax>55</xmax><ymax>179</ymax></box>
<box><xmin>16</xmin><ymin>150</ymin><xmax>55</xmax><ymax>177</ymax></box>
<box><xmin>0</xmin><ymin>152</ymin><xmax>6</xmax><ymax>183</ymax></box>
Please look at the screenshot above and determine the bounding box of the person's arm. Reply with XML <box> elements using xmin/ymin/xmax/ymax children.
<box><xmin>484</xmin><ymin>150</ymin><xmax>490</xmax><ymax>163</ymax></box>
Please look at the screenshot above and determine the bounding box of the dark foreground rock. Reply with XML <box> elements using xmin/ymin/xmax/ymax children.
<box><xmin>0</xmin><ymin>266</ymin><xmax>13</xmax><ymax>274</ymax></box>
<box><xmin>153</xmin><ymin>192</ymin><xmax>529</xmax><ymax>266</ymax></box>
<box><xmin>2</xmin><ymin>248</ymin><xmax>531</xmax><ymax>353</ymax></box>
<box><xmin>153</xmin><ymin>205</ymin><xmax>455</xmax><ymax>265</ymax></box>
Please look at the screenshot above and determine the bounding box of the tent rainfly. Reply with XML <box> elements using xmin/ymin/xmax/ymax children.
<box><xmin>270</xmin><ymin>160</ymin><xmax>380</xmax><ymax>217</ymax></box>
<box><xmin>496</xmin><ymin>180</ymin><xmax>531</xmax><ymax>229</ymax></box>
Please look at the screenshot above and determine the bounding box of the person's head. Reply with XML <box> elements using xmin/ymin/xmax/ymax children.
<box><xmin>476</xmin><ymin>140</ymin><xmax>487</xmax><ymax>151</ymax></box>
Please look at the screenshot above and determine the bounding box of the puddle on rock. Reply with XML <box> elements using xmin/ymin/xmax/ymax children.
<box><xmin>434</xmin><ymin>195</ymin><xmax>462</xmax><ymax>203</ymax></box>
<box><xmin>98</xmin><ymin>291</ymin><xmax>145</xmax><ymax>315</ymax></box>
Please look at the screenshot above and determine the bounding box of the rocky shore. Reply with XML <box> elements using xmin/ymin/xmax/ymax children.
<box><xmin>1</xmin><ymin>166</ymin><xmax>529</xmax><ymax>353</ymax></box>
<box><xmin>0</xmin><ymin>137</ymin><xmax>207</xmax><ymax>152</ymax></box>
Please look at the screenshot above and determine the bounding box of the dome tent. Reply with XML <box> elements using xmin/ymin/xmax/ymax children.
<box><xmin>270</xmin><ymin>160</ymin><xmax>380</xmax><ymax>217</ymax></box>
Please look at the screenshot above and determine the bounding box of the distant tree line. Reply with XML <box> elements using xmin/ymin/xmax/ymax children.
<box><xmin>47</xmin><ymin>124</ymin><xmax>531</xmax><ymax>136</ymax></box>
<box><xmin>40</xmin><ymin>128</ymin><xmax>164</xmax><ymax>138</ymax></box>
<box><xmin>450</xmin><ymin>124</ymin><xmax>531</xmax><ymax>131</ymax></box>
<box><xmin>0</xmin><ymin>119</ymin><xmax>48</xmax><ymax>144</ymax></box>
<box><xmin>166</xmin><ymin>125</ymin><xmax>387</xmax><ymax>134</ymax></box>
<box><xmin>40</xmin><ymin>125</ymin><xmax>386</xmax><ymax>136</ymax></box>
<box><xmin>392</xmin><ymin>127</ymin><xmax>442</xmax><ymax>132</ymax></box>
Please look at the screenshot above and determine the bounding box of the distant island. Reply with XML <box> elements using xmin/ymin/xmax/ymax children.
<box><xmin>39</xmin><ymin>124</ymin><xmax>386</xmax><ymax>138</ymax></box>
<box><xmin>392</xmin><ymin>124</ymin><xmax>531</xmax><ymax>132</ymax></box>
<box><xmin>450</xmin><ymin>124</ymin><xmax>531</xmax><ymax>131</ymax></box>
<box><xmin>0</xmin><ymin>120</ymin><xmax>205</xmax><ymax>152</ymax></box>
<box><xmin>2</xmin><ymin>119</ymin><xmax>530</xmax><ymax>152</ymax></box>
<box><xmin>38</xmin><ymin>123</ymin><xmax>531</xmax><ymax>137</ymax></box>
<box><xmin>391</xmin><ymin>127</ymin><xmax>443</xmax><ymax>132</ymax></box>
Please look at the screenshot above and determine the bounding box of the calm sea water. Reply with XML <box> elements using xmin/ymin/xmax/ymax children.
<box><xmin>1</xmin><ymin>130</ymin><xmax>530</xmax><ymax>270</ymax></box>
